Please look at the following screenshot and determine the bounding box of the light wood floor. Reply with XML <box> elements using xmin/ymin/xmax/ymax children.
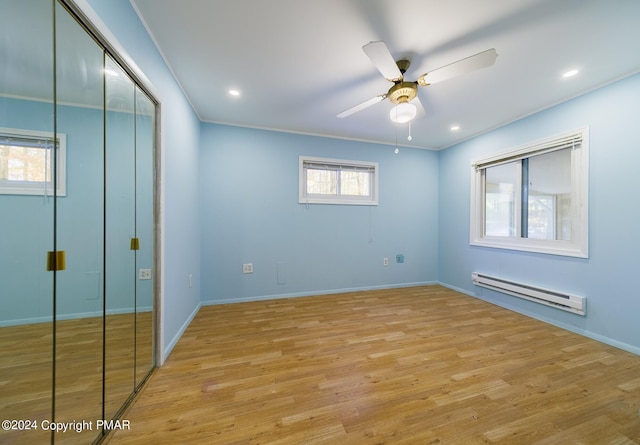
<box><xmin>0</xmin><ymin>313</ymin><xmax>153</xmax><ymax>445</ymax></box>
<box><xmin>108</xmin><ymin>285</ymin><xmax>640</xmax><ymax>444</ymax></box>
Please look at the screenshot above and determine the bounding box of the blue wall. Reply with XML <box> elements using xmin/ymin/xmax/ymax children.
<box><xmin>199</xmin><ymin>125</ymin><xmax>439</xmax><ymax>303</ymax></box>
<box><xmin>0</xmin><ymin>97</ymin><xmax>56</xmax><ymax>324</ymax></box>
<box><xmin>438</xmin><ymin>73</ymin><xmax>640</xmax><ymax>354</ymax></box>
<box><xmin>0</xmin><ymin>98</ymin><xmax>105</xmax><ymax>324</ymax></box>
<box><xmin>0</xmin><ymin>97</ymin><xmax>154</xmax><ymax>324</ymax></box>
<box><xmin>80</xmin><ymin>1</ymin><xmax>640</xmax><ymax>359</ymax></box>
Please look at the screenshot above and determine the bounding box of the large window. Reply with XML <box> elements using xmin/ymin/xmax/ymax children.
<box><xmin>299</xmin><ymin>156</ymin><xmax>378</xmax><ymax>205</ymax></box>
<box><xmin>0</xmin><ymin>128</ymin><xmax>66</xmax><ymax>196</ymax></box>
<box><xmin>470</xmin><ymin>128</ymin><xmax>588</xmax><ymax>257</ymax></box>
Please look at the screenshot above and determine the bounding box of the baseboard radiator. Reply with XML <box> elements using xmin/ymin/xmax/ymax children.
<box><xmin>472</xmin><ymin>272</ymin><xmax>586</xmax><ymax>316</ymax></box>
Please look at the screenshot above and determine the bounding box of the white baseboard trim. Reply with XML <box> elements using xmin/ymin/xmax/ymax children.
<box><xmin>438</xmin><ymin>281</ymin><xmax>640</xmax><ymax>356</ymax></box>
<box><xmin>200</xmin><ymin>281</ymin><xmax>437</xmax><ymax>307</ymax></box>
<box><xmin>162</xmin><ymin>302</ymin><xmax>201</xmax><ymax>362</ymax></box>
<box><xmin>0</xmin><ymin>306</ymin><xmax>153</xmax><ymax>327</ymax></box>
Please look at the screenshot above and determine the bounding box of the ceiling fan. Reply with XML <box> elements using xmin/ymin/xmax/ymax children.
<box><xmin>337</xmin><ymin>41</ymin><xmax>498</xmax><ymax>123</ymax></box>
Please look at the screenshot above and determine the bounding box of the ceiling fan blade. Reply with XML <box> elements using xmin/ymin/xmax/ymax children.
<box><xmin>418</xmin><ymin>48</ymin><xmax>498</xmax><ymax>86</ymax></box>
<box><xmin>337</xmin><ymin>94</ymin><xmax>387</xmax><ymax>118</ymax></box>
<box><xmin>363</xmin><ymin>41</ymin><xmax>403</xmax><ymax>82</ymax></box>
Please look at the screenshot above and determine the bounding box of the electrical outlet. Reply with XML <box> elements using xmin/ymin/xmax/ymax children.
<box><xmin>242</xmin><ymin>263</ymin><xmax>253</xmax><ymax>274</ymax></box>
<box><xmin>139</xmin><ymin>269</ymin><xmax>152</xmax><ymax>280</ymax></box>
<box><xmin>396</xmin><ymin>254</ymin><xmax>404</xmax><ymax>264</ymax></box>
<box><xmin>383</xmin><ymin>258</ymin><xmax>389</xmax><ymax>266</ymax></box>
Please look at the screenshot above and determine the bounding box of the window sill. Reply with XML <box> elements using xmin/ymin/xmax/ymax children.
<box><xmin>470</xmin><ymin>236</ymin><xmax>588</xmax><ymax>258</ymax></box>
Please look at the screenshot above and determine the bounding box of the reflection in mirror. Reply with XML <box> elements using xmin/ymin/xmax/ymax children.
<box><xmin>1</xmin><ymin>2</ymin><xmax>156</xmax><ymax>443</ymax></box>
<box><xmin>105</xmin><ymin>55</ymin><xmax>137</xmax><ymax>422</ymax></box>
<box><xmin>54</xmin><ymin>1</ymin><xmax>105</xmax><ymax>443</ymax></box>
<box><xmin>0</xmin><ymin>0</ymin><xmax>54</xmax><ymax>443</ymax></box>
<box><xmin>135</xmin><ymin>88</ymin><xmax>155</xmax><ymax>387</ymax></box>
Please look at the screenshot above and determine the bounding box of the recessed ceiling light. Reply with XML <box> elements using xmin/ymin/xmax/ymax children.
<box><xmin>228</xmin><ymin>89</ymin><xmax>240</xmax><ymax>96</ymax></box>
<box><xmin>450</xmin><ymin>125</ymin><xmax>460</xmax><ymax>131</ymax></box>
<box><xmin>562</xmin><ymin>69</ymin><xmax>579</xmax><ymax>78</ymax></box>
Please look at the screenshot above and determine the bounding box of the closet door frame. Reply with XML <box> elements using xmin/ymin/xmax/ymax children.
<box><xmin>60</xmin><ymin>0</ymin><xmax>162</xmax><ymax>370</ymax></box>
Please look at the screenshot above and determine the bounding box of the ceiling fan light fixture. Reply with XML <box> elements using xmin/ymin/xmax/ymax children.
<box><xmin>390</xmin><ymin>102</ymin><xmax>417</xmax><ymax>123</ymax></box>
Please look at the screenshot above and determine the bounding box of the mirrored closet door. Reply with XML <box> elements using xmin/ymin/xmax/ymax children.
<box><xmin>0</xmin><ymin>1</ymin><xmax>56</xmax><ymax>442</ymax></box>
<box><xmin>53</xmin><ymin>2</ymin><xmax>106</xmax><ymax>443</ymax></box>
<box><xmin>0</xmin><ymin>1</ymin><xmax>158</xmax><ymax>443</ymax></box>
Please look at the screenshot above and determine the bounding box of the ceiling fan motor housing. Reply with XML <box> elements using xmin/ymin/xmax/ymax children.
<box><xmin>388</xmin><ymin>81</ymin><xmax>418</xmax><ymax>104</ymax></box>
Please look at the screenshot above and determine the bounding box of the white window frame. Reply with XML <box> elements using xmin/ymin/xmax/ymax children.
<box><xmin>470</xmin><ymin>127</ymin><xmax>589</xmax><ymax>258</ymax></box>
<box><xmin>299</xmin><ymin>156</ymin><xmax>379</xmax><ymax>206</ymax></box>
<box><xmin>0</xmin><ymin>127</ymin><xmax>67</xmax><ymax>196</ymax></box>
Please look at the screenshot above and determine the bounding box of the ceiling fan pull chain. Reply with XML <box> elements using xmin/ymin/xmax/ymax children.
<box><xmin>394</xmin><ymin>126</ymin><xmax>399</xmax><ymax>154</ymax></box>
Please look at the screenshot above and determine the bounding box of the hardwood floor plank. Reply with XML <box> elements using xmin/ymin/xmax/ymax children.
<box><xmin>106</xmin><ymin>285</ymin><xmax>640</xmax><ymax>444</ymax></box>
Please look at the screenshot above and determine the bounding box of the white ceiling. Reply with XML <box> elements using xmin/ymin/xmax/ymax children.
<box><xmin>130</xmin><ymin>0</ymin><xmax>639</xmax><ymax>150</ymax></box>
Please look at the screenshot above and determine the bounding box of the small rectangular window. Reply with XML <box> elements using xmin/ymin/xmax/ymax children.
<box><xmin>299</xmin><ymin>156</ymin><xmax>378</xmax><ymax>205</ymax></box>
<box><xmin>470</xmin><ymin>128</ymin><xmax>588</xmax><ymax>257</ymax></box>
<box><xmin>0</xmin><ymin>128</ymin><xmax>66</xmax><ymax>196</ymax></box>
